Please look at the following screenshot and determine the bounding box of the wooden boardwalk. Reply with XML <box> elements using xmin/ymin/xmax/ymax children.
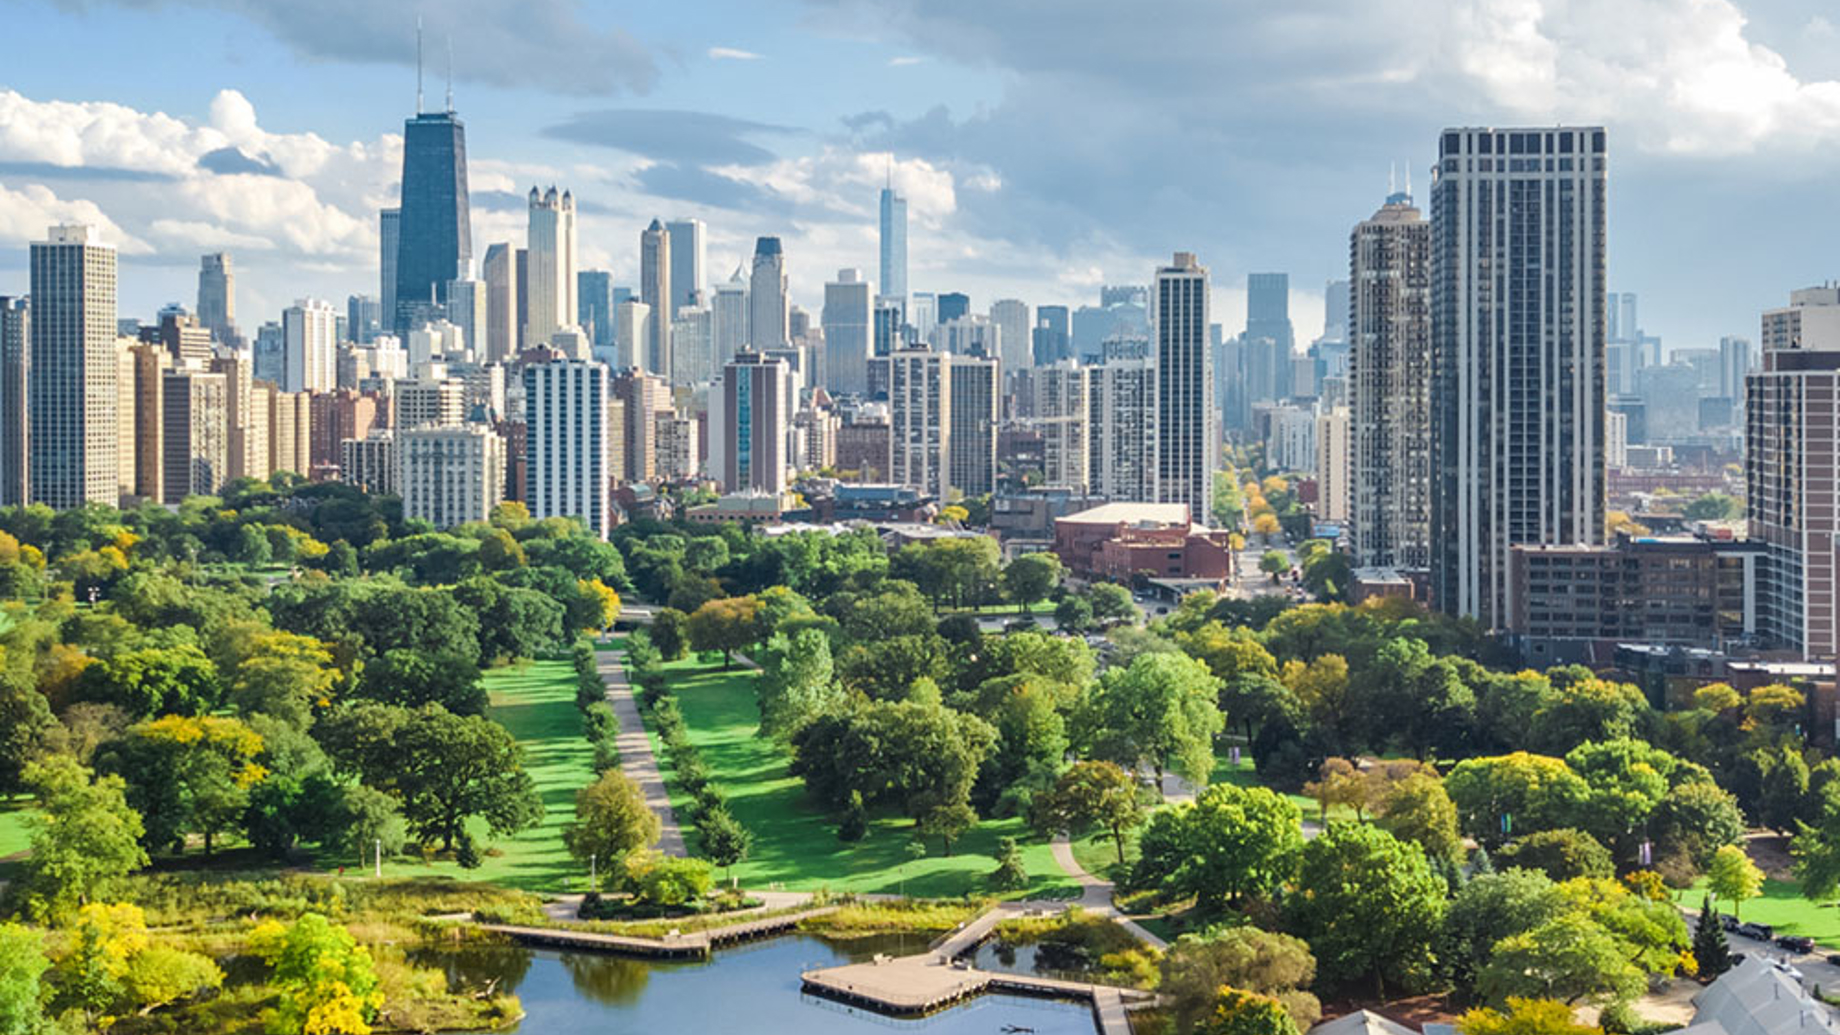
<box><xmin>477</xmin><ymin>906</ymin><xmax>837</xmax><ymax>959</ymax></box>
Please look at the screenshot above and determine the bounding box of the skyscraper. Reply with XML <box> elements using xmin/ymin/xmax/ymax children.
<box><xmin>989</xmin><ymin>299</ymin><xmax>1032</xmax><ymax>378</ymax></box>
<box><xmin>1350</xmin><ymin>189</ymin><xmax>1432</xmax><ymax>570</ymax></box>
<box><xmin>938</xmin><ymin>292</ymin><xmax>970</xmax><ymax>325</ymax></box>
<box><xmin>822</xmin><ymin>269</ymin><xmax>872</xmax><ymax>397</ymax></box>
<box><xmin>481</xmin><ymin>243</ymin><xmax>517</xmax><ymax>363</ymax></box>
<box><xmin>524</xmin><ymin>359</ymin><xmax>611</xmax><ymax>538</ymax></box>
<box><xmin>713</xmin><ymin>266</ymin><xmax>749</xmax><ymax>371</ymax></box>
<box><xmin>666</xmin><ymin>218</ymin><xmax>706</xmax><ymax>310</ymax></box>
<box><xmin>399</xmin><ymin>424</ymin><xmax>506</xmax><ymax>529</ymax></box>
<box><xmin>1089</xmin><ymin>357</ymin><xmax>1156</xmax><ymax>502</ymax></box>
<box><xmin>445</xmin><ymin>279</ymin><xmax>485</xmax><ymax>361</ymax></box>
<box><xmin>196</xmin><ymin>253</ymin><xmax>236</xmax><ymax>346</ymax></box>
<box><xmin>347</xmin><ymin>295</ymin><xmax>382</xmax><ymax>345</ymax></box>
<box><xmin>1033</xmin><ymin>306</ymin><xmax>1071</xmax><ymax>365</ymax></box>
<box><xmin>1153</xmin><ymin>252</ymin><xmax>1214</xmax><ymax>525</ymax></box>
<box><xmin>0</xmin><ymin>298</ymin><xmax>27</xmax><ymax>505</ymax></box>
<box><xmin>1033</xmin><ymin>360</ymin><xmax>1089</xmax><ymax>492</ymax></box>
<box><xmin>749</xmin><ymin>237</ymin><xmax>788</xmax><ymax>349</ymax></box>
<box><xmin>29</xmin><ymin>225</ymin><xmax>118</xmax><ymax>508</ymax></box>
<box><xmin>947</xmin><ymin>354</ymin><xmax>999</xmax><ymax>498</ymax></box>
<box><xmin>888</xmin><ymin>345</ymin><xmax>950</xmax><ymax>500</ymax></box>
<box><xmin>379</xmin><ymin>208</ymin><xmax>401</xmax><ymax>329</ymax></box>
<box><xmin>282</xmin><ymin>299</ymin><xmax>338</xmax><ymax>394</ymax></box>
<box><xmin>714</xmin><ymin>351</ymin><xmax>791</xmax><ymax>495</ymax></box>
<box><xmin>640</xmin><ymin>219</ymin><xmax>672</xmax><ymax>379</ymax></box>
<box><xmin>161</xmin><ymin>368</ymin><xmax>228</xmax><ymax>503</ymax></box>
<box><xmin>880</xmin><ymin>183</ymin><xmax>908</xmax><ymax>305</ymax></box>
<box><xmin>577</xmin><ymin>270</ymin><xmax>614</xmax><ymax>350</ymax></box>
<box><xmin>1431</xmin><ymin>126</ymin><xmax>1608</xmax><ymax>627</ymax></box>
<box><xmin>524</xmin><ymin>187</ymin><xmax>577</xmax><ymax>347</ymax></box>
<box><xmin>393</xmin><ymin>106</ymin><xmax>472</xmax><ymax>335</ymax></box>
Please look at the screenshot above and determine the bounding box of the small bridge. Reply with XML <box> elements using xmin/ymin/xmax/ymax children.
<box><xmin>476</xmin><ymin>906</ymin><xmax>838</xmax><ymax>960</ymax></box>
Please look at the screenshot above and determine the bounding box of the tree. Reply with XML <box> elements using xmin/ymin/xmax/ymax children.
<box><xmin>562</xmin><ymin>771</ymin><xmax>661</xmax><ymax>879</ymax></box>
<box><xmin>1259</xmin><ymin>551</ymin><xmax>1290</xmax><ymax>581</ymax></box>
<box><xmin>790</xmin><ymin>697</ymin><xmax>997</xmax><ymax>821</ymax></box>
<box><xmin>990</xmin><ymin>836</ymin><xmax>1029</xmax><ymax>890</ymax></box>
<box><xmin>1200</xmin><ymin>987</ymin><xmax>1300</xmax><ymax>1035</ymax></box>
<box><xmin>99</xmin><ymin>714</ymin><xmax>268</xmax><ymax>857</ymax></box>
<box><xmin>1136</xmin><ymin>784</ymin><xmax>1303</xmax><ymax>906</ymax></box>
<box><xmin>1458</xmin><ymin>998</ymin><xmax>1601</xmax><ymax>1035</ymax></box>
<box><xmin>1377</xmin><ymin>771</ymin><xmax>1465</xmax><ymax>863</ymax></box>
<box><xmin>1304</xmin><ymin>758</ymin><xmax>1368</xmax><ymax>822</ymax></box>
<box><xmin>627</xmin><ymin>854</ymin><xmax>715</xmax><ymax>906</ymax></box>
<box><xmin>356</xmin><ymin>648</ymin><xmax>487</xmax><ymax>715</ymax></box>
<box><xmin>77</xmin><ymin>643</ymin><xmax>221</xmax><ymax>718</ymax></box>
<box><xmin>1692</xmin><ymin>893</ymin><xmax>1732</xmax><ymax>979</ymax></box>
<box><xmin>123</xmin><ymin>943</ymin><xmax>224</xmax><ymax>1016</ymax></box>
<box><xmin>226</xmin><ymin>630</ymin><xmax>340</xmax><ymax>728</ymax></box>
<box><xmin>51</xmin><ymin>902</ymin><xmax>147</xmax><ymax>1021</ymax></box>
<box><xmin>1446</xmin><ymin>753</ymin><xmax>1591</xmax><ymax>849</ymax></box>
<box><xmin>920</xmin><ymin>801</ymin><xmax>978</xmax><ymax>855</ymax></box>
<box><xmin>1054</xmin><ymin>595</ymin><xmax>1094</xmax><ymax>633</ymax></box>
<box><xmin>1003</xmin><ymin>552</ymin><xmax>1064</xmax><ymax>611</ymax></box>
<box><xmin>1706</xmin><ymin>844</ymin><xmax>1763</xmax><ymax>919</ymax></box>
<box><xmin>1291</xmin><ymin>824</ymin><xmax>1446</xmax><ymax>997</ymax></box>
<box><xmin>1087</xmin><ymin>582</ymin><xmax>1136</xmax><ymax>625</ymax></box>
<box><xmin>1529</xmin><ymin>677</ymin><xmax>1648</xmax><ymax>755</ymax></box>
<box><xmin>699</xmin><ymin>806</ymin><xmax>752</xmax><ymax>881</ymax></box>
<box><xmin>1496</xmin><ymin>829</ymin><xmax>1614</xmax><ymax>882</ymax></box>
<box><xmin>1441</xmin><ymin>869</ymin><xmax>1567</xmax><ymax>991</ymax></box>
<box><xmin>1079</xmin><ymin>651</ymin><xmax>1223</xmax><ymax>791</ymax></box>
<box><xmin>0</xmin><ymin>923</ymin><xmax>48</xmax><ymax>1035</ymax></box>
<box><xmin>318</xmin><ymin>702</ymin><xmax>543</xmax><ymax>851</ymax></box>
<box><xmin>1031</xmin><ymin>761</ymin><xmax>1146</xmax><ymax>866</ymax></box>
<box><xmin>323</xmin><ymin>784</ymin><xmax>407</xmax><ymax>864</ymax></box>
<box><xmin>249</xmin><ymin>913</ymin><xmax>383</xmax><ymax>1035</ymax></box>
<box><xmin>755</xmin><ymin>628</ymin><xmax>843</xmax><ymax>741</ymax></box>
<box><xmin>1682</xmin><ymin>492</ymin><xmax>1741</xmax><ymax>521</ymax></box>
<box><xmin>1161</xmin><ymin>928</ymin><xmax>1320</xmax><ymax>1034</ymax></box>
<box><xmin>652</xmin><ymin>607</ymin><xmax>690</xmax><ymax>661</ymax></box>
<box><xmin>19</xmin><ymin>756</ymin><xmax>148</xmax><ymax>920</ymax></box>
<box><xmin>1477</xmin><ymin>911</ymin><xmax>1644</xmax><ymax>1007</ymax></box>
<box><xmin>686</xmin><ymin>596</ymin><xmax>761</xmax><ymax>667</ymax></box>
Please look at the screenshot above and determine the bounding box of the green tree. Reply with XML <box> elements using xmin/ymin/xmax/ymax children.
<box><xmin>1706</xmin><ymin>844</ymin><xmax>1763</xmax><ymax>919</ymax></box>
<box><xmin>1441</xmin><ymin>869</ymin><xmax>1567</xmax><ymax>991</ymax></box>
<box><xmin>323</xmin><ymin>784</ymin><xmax>407</xmax><ymax>864</ymax></box>
<box><xmin>651</xmin><ymin>607</ymin><xmax>691</xmax><ymax>661</ymax></box>
<box><xmin>562</xmin><ymin>771</ymin><xmax>661</xmax><ymax>878</ymax></box>
<box><xmin>755</xmin><ymin>628</ymin><xmax>842</xmax><ymax>741</ymax></box>
<box><xmin>1161</xmin><ymin>928</ymin><xmax>1320</xmax><ymax>1033</ymax></box>
<box><xmin>990</xmin><ymin>836</ymin><xmax>1029</xmax><ymax>891</ymax></box>
<box><xmin>99</xmin><ymin>714</ymin><xmax>268</xmax><ymax>856</ymax></box>
<box><xmin>249</xmin><ymin>913</ymin><xmax>382</xmax><ymax>1035</ymax></box>
<box><xmin>0</xmin><ymin>923</ymin><xmax>48</xmax><ymax>1035</ymax></box>
<box><xmin>1691</xmin><ymin>893</ymin><xmax>1732</xmax><ymax>979</ymax></box>
<box><xmin>628</xmin><ymin>854</ymin><xmax>715</xmax><ymax>906</ymax></box>
<box><xmin>1078</xmin><ymin>651</ymin><xmax>1224</xmax><ymax>791</ymax></box>
<box><xmin>698</xmin><ymin>806</ymin><xmax>752</xmax><ymax>881</ymax></box>
<box><xmin>1477</xmin><ymin>911</ymin><xmax>1644</xmax><ymax>1007</ymax></box>
<box><xmin>1496</xmin><ymin>829</ymin><xmax>1614</xmax><ymax>882</ymax></box>
<box><xmin>1200</xmin><ymin>987</ymin><xmax>1300</xmax><ymax>1035</ymax></box>
<box><xmin>1087</xmin><ymin>582</ymin><xmax>1136</xmax><ymax>625</ymax></box>
<box><xmin>1529</xmin><ymin>677</ymin><xmax>1648</xmax><ymax>755</ymax></box>
<box><xmin>1458</xmin><ymin>997</ymin><xmax>1601</xmax><ymax>1035</ymax></box>
<box><xmin>1291</xmin><ymin>823</ymin><xmax>1445</xmax><ymax>997</ymax></box>
<box><xmin>1377</xmin><ymin>771</ymin><xmax>1465</xmax><ymax>863</ymax></box>
<box><xmin>1137</xmin><ymin>784</ymin><xmax>1302</xmax><ymax>906</ymax></box>
<box><xmin>19</xmin><ymin>757</ymin><xmax>148</xmax><ymax>920</ymax></box>
<box><xmin>1054</xmin><ymin>595</ymin><xmax>1094</xmax><ymax>633</ymax></box>
<box><xmin>686</xmin><ymin>596</ymin><xmax>761</xmax><ymax>667</ymax></box>
<box><xmin>790</xmin><ymin>697</ymin><xmax>997</xmax><ymax>822</ymax></box>
<box><xmin>122</xmin><ymin>943</ymin><xmax>224</xmax><ymax>1016</ymax></box>
<box><xmin>77</xmin><ymin>643</ymin><xmax>221</xmax><ymax>718</ymax></box>
<box><xmin>1002</xmin><ymin>552</ymin><xmax>1064</xmax><ymax>611</ymax></box>
<box><xmin>1681</xmin><ymin>492</ymin><xmax>1741</xmax><ymax>521</ymax></box>
<box><xmin>356</xmin><ymin>648</ymin><xmax>487</xmax><ymax>715</ymax></box>
<box><xmin>1446</xmin><ymin>753</ymin><xmax>1591</xmax><ymax>849</ymax></box>
<box><xmin>919</xmin><ymin>800</ymin><xmax>978</xmax><ymax>855</ymax></box>
<box><xmin>1030</xmin><ymin>760</ymin><xmax>1145</xmax><ymax>866</ymax></box>
<box><xmin>1259</xmin><ymin>551</ymin><xmax>1290</xmax><ymax>581</ymax></box>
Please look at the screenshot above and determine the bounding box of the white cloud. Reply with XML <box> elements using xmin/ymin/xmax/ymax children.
<box><xmin>888</xmin><ymin>56</ymin><xmax>925</xmax><ymax>67</ymax></box>
<box><xmin>0</xmin><ymin>182</ymin><xmax>150</xmax><ymax>254</ymax></box>
<box><xmin>708</xmin><ymin>47</ymin><xmax>763</xmax><ymax>61</ymax></box>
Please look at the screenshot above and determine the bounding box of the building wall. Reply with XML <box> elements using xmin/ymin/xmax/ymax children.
<box><xmin>1350</xmin><ymin>195</ymin><xmax>1432</xmax><ymax>568</ymax></box>
<box><xmin>29</xmin><ymin>227</ymin><xmax>118</xmax><ymax>508</ymax></box>
<box><xmin>399</xmin><ymin>425</ymin><xmax>506</xmax><ymax>528</ymax></box>
<box><xmin>525</xmin><ymin>360</ymin><xmax>611</xmax><ymax>537</ymax></box>
<box><xmin>1153</xmin><ymin>253</ymin><xmax>1214</xmax><ymax>524</ymax></box>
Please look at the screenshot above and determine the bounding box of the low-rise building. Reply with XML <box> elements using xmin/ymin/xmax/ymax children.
<box><xmin>1053</xmin><ymin>502</ymin><xmax>1234</xmax><ymax>581</ymax></box>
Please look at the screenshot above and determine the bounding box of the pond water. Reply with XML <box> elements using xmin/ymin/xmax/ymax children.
<box><xmin>416</xmin><ymin>934</ymin><xmax>1102</xmax><ymax>1034</ymax></box>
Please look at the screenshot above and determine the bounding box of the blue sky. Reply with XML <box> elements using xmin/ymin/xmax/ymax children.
<box><xmin>3</xmin><ymin>0</ymin><xmax>1840</xmax><ymax>351</ymax></box>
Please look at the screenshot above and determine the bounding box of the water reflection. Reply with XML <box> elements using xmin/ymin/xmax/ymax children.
<box><xmin>424</xmin><ymin>934</ymin><xmax>1099</xmax><ymax>1034</ymax></box>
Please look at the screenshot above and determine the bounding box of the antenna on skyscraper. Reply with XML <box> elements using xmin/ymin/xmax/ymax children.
<box><xmin>1389</xmin><ymin>162</ymin><xmax>1397</xmax><ymax>196</ymax></box>
<box><xmin>415</xmin><ymin>17</ymin><xmax>425</xmax><ymax>114</ymax></box>
<box><xmin>1404</xmin><ymin>164</ymin><xmax>1412</xmax><ymax>199</ymax></box>
<box><xmin>445</xmin><ymin>36</ymin><xmax>454</xmax><ymax>112</ymax></box>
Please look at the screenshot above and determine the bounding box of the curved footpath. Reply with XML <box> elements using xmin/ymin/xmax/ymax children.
<box><xmin>598</xmin><ymin>640</ymin><xmax>686</xmax><ymax>857</ymax></box>
<box><xmin>1048</xmin><ymin>835</ymin><xmax>1168</xmax><ymax>950</ymax></box>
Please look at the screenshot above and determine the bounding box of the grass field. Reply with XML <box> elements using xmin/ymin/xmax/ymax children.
<box><xmin>323</xmin><ymin>656</ymin><xmax>597</xmax><ymax>893</ymax></box>
<box><xmin>0</xmin><ymin>799</ymin><xmax>33</xmax><ymax>858</ymax></box>
<box><xmin>645</xmin><ymin>649</ymin><xmax>1077</xmax><ymax>898</ymax></box>
<box><xmin>1675</xmin><ymin>877</ymin><xmax>1840</xmax><ymax>948</ymax></box>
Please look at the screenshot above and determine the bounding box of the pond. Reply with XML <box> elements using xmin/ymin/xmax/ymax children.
<box><xmin>416</xmin><ymin>934</ymin><xmax>1103</xmax><ymax>1034</ymax></box>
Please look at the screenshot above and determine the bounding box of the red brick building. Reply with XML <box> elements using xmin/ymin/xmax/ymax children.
<box><xmin>1053</xmin><ymin>503</ymin><xmax>1235</xmax><ymax>581</ymax></box>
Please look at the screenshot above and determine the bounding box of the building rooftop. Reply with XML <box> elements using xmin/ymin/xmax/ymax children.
<box><xmin>1058</xmin><ymin>502</ymin><xmax>1197</xmax><ymax>530</ymax></box>
<box><xmin>1308</xmin><ymin>1010</ymin><xmax>1420</xmax><ymax>1035</ymax></box>
<box><xmin>1690</xmin><ymin>956</ymin><xmax>1840</xmax><ymax>1035</ymax></box>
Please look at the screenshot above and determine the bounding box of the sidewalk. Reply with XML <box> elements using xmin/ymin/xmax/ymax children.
<box><xmin>598</xmin><ymin>642</ymin><xmax>686</xmax><ymax>856</ymax></box>
<box><xmin>1047</xmin><ymin>834</ymin><xmax>1167</xmax><ymax>950</ymax></box>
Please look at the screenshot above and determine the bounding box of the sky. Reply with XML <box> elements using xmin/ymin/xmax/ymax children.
<box><xmin>3</xmin><ymin>0</ymin><xmax>1840</xmax><ymax>352</ymax></box>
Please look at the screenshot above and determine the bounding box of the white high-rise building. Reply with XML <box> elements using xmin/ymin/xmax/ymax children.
<box><xmin>666</xmin><ymin>218</ymin><xmax>706</xmax><ymax>311</ymax></box>
<box><xmin>880</xmin><ymin>184</ymin><xmax>907</xmax><ymax>305</ymax></box>
<box><xmin>641</xmin><ymin>219</ymin><xmax>672</xmax><ymax>380</ymax></box>
<box><xmin>28</xmin><ymin>225</ymin><xmax>118</xmax><ymax>508</ymax></box>
<box><xmin>822</xmin><ymin>269</ymin><xmax>873</xmax><ymax>397</ymax></box>
<box><xmin>282</xmin><ymin>298</ymin><xmax>338</xmax><ymax>394</ymax></box>
<box><xmin>1152</xmin><ymin>252</ymin><xmax>1214</xmax><ymax>525</ymax></box>
<box><xmin>1089</xmin><ymin>357</ymin><xmax>1156</xmax><ymax>502</ymax></box>
<box><xmin>197</xmin><ymin>252</ymin><xmax>236</xmax><ymax>346</ymax></box>
<box><xmin>1316</xmin><ymin>406</ymin><xmax>1351</xmax><ymax>524</ymax></box>
<box><xmin>524</xmin><ymin>359</ymin><xmax>612</xmax><ymax>538</ymax></box>
<box><xmin>615</xmin><ymin>301</ymin><xmax>652</xmax><ymax>373</ymax></box>
<box><xmin>672</xmin><ymin>305</ymin><xmax>715</xmax><ymax>387</ymax></box>
<box><xmin>948</xmin><ymin>354</ymin><xmax>999</xmax><ymax>498</ymax></box>
<box><xmin>399</xmin><ymin>424</ymin><xmax>506</xmax><ymax>529</ymax></box>
<box><xmin>1431</xmin><ymin>126</ymin><xmax>1608</xmax><ymax>627</ymax></box>
<box><xmin>990</xmin><ymin>299</ymin><xmax>1031</xmax><ymax>377</ymax></box>
<box><xmin>888</xmin><ymin>345</ymin><xmax>950</xmax><ymax>500</ymax></box>
<box><xmin>524</xmin><ymin>186</ymin><xmax>578</xmax><ymax>347</ymax></box>
<box><xmin>1350</xmin><ymin>189</ymin><xmax>1432</xmax><ymax>570</ymax></box>
<box><xmin>445</xmin><ymin>278</ymin><xmax>486</xmax><ymax>362</ymax></box>
<box><xmin>749</xmin><ymin>237</ymin><xmax>788</xmax><ymax>349</ymax></box>
<box><xmin>1033</xmin><ymin>360</ymin><xmax>1089</xmax><ymax>492</ymax></box>
<box><xmin>713</xmin><ymin>267</ymin><xmax>749</xmax><ymax>371</ymax></box>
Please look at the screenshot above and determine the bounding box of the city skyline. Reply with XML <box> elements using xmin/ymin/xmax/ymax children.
<box><xmin>3</xmin><ymin>2</ymin><xmax>1839</xmax><ymax>349</ymax></box>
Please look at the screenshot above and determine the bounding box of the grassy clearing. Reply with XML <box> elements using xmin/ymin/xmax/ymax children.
<box><xmin>316</xmin><ymin>656</ymin><xmax>597</xmax><ymax>892</ymax></box>
<box><xmin>647</xmin><ymin>650</ymin><xmax>1077</xmax><ymax>898</ymax></box>
<box><xmin>1675</xmin><ymin>877</ymin><xmax>1840</xmax><ymax>948</ymax></box>
<box><xmin>1070</xmin><ymin>829</ymin><xmax>1137</xmax><ymax>882</ymax></box>
<box><xmin>1211</xmin><ymin>744</ymin><xmax>1347</xmax><ymax>821</ymax></box>
<box><xmin>0</xmin><ymin>799</ymin><xmax>33</xmax><ymax>859</ymax></box>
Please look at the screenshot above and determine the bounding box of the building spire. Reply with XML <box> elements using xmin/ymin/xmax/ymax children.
<box><xmin>1389</xmin><ymin>161</ymin><xmax>1397</xmax><ymax>196</ymax></box>
<box><xmin>445</xmin><ymin>36</ymin><xmax>454</xmax><ymax>113</ymax></box>
<box><xmin>415</xmin><ymin>16</ymin><xmax>425</xmax><ymax>114</ymax></box>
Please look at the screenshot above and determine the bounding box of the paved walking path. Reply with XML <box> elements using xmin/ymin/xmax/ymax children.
<box><xmin>1047</xmin><ymin>835</ymin><xmax>1168</xmax><ymax>950</ymax></box>
<box><xmin>598</xmin><ymin>641</ymin><xmax>685</xmax><ymax>856</ymax></box>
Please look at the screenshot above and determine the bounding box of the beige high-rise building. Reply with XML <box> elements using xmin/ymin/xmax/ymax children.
<box><xmin>260</xmin><ymin>383</ymin><xmax>312</xmax><ymax>478</ymax></box>
<box><xmin>1350</xmin><ymin>190</ymin><xmax>1432</xmax><ymax>569</ymax></box>
<box><xmin>341</xmin><ymin>431</ymin><xmax>397</xmax><ymax>496</ymax></box>
<box><xmin>128</xmin><ymin>343</ymin><xmax>171</xmax><ymax>500</ymax></box>
<box><xmin>197</xmin><ymin>253</ymin><xmax>236</xmax><ymax>346</ymax></box>
<box><xmin>1316</xmin><ymin>406</ymin><xmax>1351</xmax><ymax>525</ymax></box>
<box><xmin>398</xmin><ymin>424</ymin><xmax>505</xmax><ymax>528</ymax></box>
<box><xmin>162</xmin><ymin>368</ymin><xmax>229</xmax><ymax>503</ymax></box>
<box><xmin>611</xmin><ymin>370</ymin><xmax>667</xmax><ymax>485</ymax></box>
<box><xmin>523</xmin><ymin>187</ymin><xmax>578</xmax><ymax>348</ymax></box>
<box><xmin>211</xmin><ymin>352</ymin><xmax>265</xmax><ymax>482</ymax></box>
<box><xmin>482</xmin><ymin>242</ymin><xmax>518</xmax><ymax>363</ymax></box>
<box><xmin>641</xmin><ymin>219</ymin><xmax>672</xmax><ymax>380</ymax></box>
<box><xmin>115</xmin><ymin>338</ymin><xmax>137</xmax><ymax>500</ymax></box>
<box><xmin>395</xmin><ymin>378</ymin><xmax>467</xmax><ymax>429</ymax></box>
<box><xmin>1033</xmin><ymin>360</ymin><xmax>1089</xmax><ymax>492</ymax></box>
<box><xmin>30</xmin><ymin>225</ymin><xmax>118</xmax><ymax>509</ymax></box>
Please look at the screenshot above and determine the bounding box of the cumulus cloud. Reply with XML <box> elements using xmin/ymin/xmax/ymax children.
<box><xmin>708</xmin><ymin>47</ymin><xmax>762</xmax><ymax>61</ymax></box>
<box><xmin>0</xmin><ymin>182</ymin><xmax>149</xmax><ymax>254</ymax></box>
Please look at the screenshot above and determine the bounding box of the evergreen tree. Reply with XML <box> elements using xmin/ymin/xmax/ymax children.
<box><xmin>1692</xmin><ymin>893</ymin><xmax>1732</xmax><ymax>979</ymax></box>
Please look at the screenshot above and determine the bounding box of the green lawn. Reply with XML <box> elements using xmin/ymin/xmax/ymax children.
<box><xmin>1676</xmin><ymin>877</ymin><xmax>1840</xmax><ymax>948</ymax></box>
<box><xmin>1211</xmin><ymin>743</ymin><xmax>1350</xmax><ymax>822</ymax></box>
<box><xmin>646</xmin><ymin>650</ymin><xmax>1076</xmax><ymax>898</ymax></box>
<box><xmin>321</xmin><ymin>656</ymin><xmax>597</xmax><ymax>892</ymax></box>
<box><xmin>0</xmin><ymin>799</ymin><xmax>34</xmax><ymax>858</ymax></box>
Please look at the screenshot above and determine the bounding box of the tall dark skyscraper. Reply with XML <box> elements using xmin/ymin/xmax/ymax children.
<box><xmin>393</xmin><ymin>109</ymin><xmax>472</xmax><ymax>335</ymax></box>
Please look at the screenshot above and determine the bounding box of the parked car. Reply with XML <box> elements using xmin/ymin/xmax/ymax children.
<box><xmin>1777</xmin><ymin>935</ymin><xmax>1816</xmax><ymax>954</ymax></box>
<box><xmin>1719</xmin><ymin>913</ymin><xmax>1740</xmax><ymax>932</ymax></box>
<box><xmin>1825</xmin><ymin>952</ymin><xmax>1840</xmax><ymax>967</ymax></box>
<box><xmin>1738</xmin><ymin>922</ymin><xmax>1775</xmax><ymax>941</ymax></box>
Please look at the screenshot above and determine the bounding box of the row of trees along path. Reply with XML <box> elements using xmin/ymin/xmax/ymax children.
<box><xmin>600</xmin><ymin>639</ymin><xmax>686</xmax><ymax>856</ymax></box>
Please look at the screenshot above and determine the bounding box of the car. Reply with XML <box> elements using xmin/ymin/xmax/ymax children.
<box><xmin>1826</xmin><ymin>952</ymin><xmax>1840</xmax><ymax>967</ymax></box>
<box><xmin>1720</xmin><ymin>914</ymin><xmax>1741</xmax><ymax>932</ymax></box>
<box><xmin>1003</xmin><ymin>619</ymin><xmax>1038</xmax><ymax>633</ymax></box>
<box><xmin>1730</xmin><ymin>952</ymin><xmax>1747</xmax><ymax>967</ymax></box>
<box><xmin>1738</xmin><ymin>922</ymin><xmax>1775</xmax><ymax>941</ymax></box>
<box><xmin>1776</xmin><ymin>935</ymin><xmax>1816</xmax><ymax>954</ymax></box>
